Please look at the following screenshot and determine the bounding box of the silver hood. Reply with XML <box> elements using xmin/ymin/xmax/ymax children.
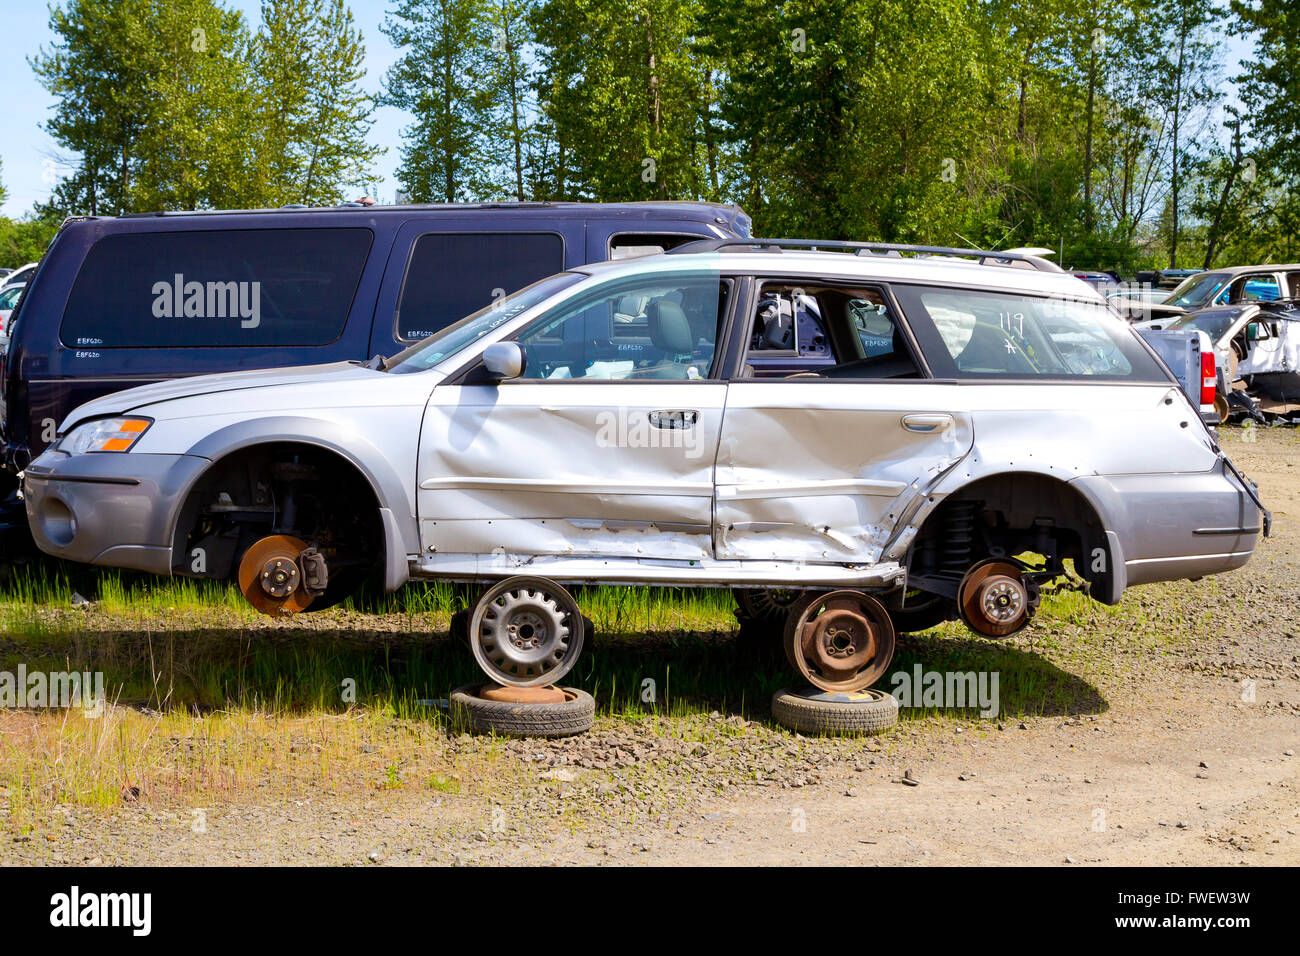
<box><xmin>60</xmin><ymin>361</ymin><xmax>379</xmax><ymax>431</ymax></box>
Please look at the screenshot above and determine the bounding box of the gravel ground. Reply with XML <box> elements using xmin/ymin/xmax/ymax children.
<box><xmin>3</xmin><ymin>428</ymin><xmax>1297</xmax><ymax>866</ymax></box>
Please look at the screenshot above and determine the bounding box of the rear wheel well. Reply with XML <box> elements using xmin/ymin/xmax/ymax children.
<box><xmin>908</xmin><ymin>473</ymin><xmax>1116</xmax><ymax>602</ymax></box>
<box><xmin>170</xmin><ymin>442</ymin><xmax>382</xmax><ymax>594</ymax></box>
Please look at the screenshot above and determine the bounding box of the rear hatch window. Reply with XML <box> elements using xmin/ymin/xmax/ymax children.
<box><xmin>60</xmin><ymin>228</ymin><xmax>373</xmax><ymax>348</ymax></box>
<box><xmin>894</xmin><ymin>285</ymin><xmax>1169</xmax><ymax>381</ymax></box>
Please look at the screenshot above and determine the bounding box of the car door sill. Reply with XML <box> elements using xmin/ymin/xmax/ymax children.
<box><xmin>412</xmin><ymin>553</ymin><xmax>907</xmax><ymax>589</ymax></box>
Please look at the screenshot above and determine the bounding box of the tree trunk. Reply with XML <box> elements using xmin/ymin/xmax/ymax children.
<box><xmin>1083</xmin><ymin>45</ymin><xmax>1096</xmax><ymax>233</ymax></box>
<box><xmin>1170</xmin><ymin>29</ymin><xmax>1186</xmax><ymax>269</ymax></box>
<box><xmin>645</xmin><ymin>10</ymin><xmax>662</xmax><ymax>197</ymax></box>
<box><xmin>1203</xmin><ymin>120</ymin><xmax>1242</xmax><ymax>269</ymax></box>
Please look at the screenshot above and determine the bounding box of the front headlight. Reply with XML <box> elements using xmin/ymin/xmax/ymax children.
<box><xmin>58</xmin><ymin>417</ymin><xmax>153</xmax><ymax>454</ymax></box>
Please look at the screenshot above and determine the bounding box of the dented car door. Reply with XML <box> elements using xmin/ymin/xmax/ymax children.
<box><xmin>714</xmin><ymin>382</ymin><xmax>974</xmax><ymax>564</ymax></box>
<box><xmin>417</xmin><ymin>271</ymin><xmax>731</xmax><ymax>563</ymax></box>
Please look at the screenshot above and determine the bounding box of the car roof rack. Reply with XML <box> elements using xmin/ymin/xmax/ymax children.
<box><xmin>665</xmin><ymin>237</ymin><xmax>1064</xmax><ymax>273</ymax></box>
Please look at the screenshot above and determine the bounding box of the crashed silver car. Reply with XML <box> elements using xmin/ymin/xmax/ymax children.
<box><xmin>23</xmin><ymin>240</ymin><xmax>1269</xmax><ymax>692</ymax></box>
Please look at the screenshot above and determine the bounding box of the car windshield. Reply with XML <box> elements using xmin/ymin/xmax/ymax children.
<box><xmin>1166</xmin><ymin>311</ymin><xmax>1237</xmax><ymax>341</ymax></box>
<box><xmin>1164</xmin><ymin>273</ymin><xmax>1229</xmax><ymax>309</ymax></box>
<box><xmin>386</xmin><ymin>272</ymin><xmax>586</xmax><ymax>374</ymax></box>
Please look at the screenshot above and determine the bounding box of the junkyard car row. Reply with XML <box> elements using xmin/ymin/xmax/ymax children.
<box><xmin>11</xmin><ymin>224</ymin><xmax>1269</xmax><ymax>699</ymax></box>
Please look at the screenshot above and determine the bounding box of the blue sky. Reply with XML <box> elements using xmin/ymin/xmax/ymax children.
<box><xmin>0</xmin><ymin>2</ymin><xmax>1254</xmax><ymax>219</ymax></box>
<box><xmin>0</xmin><ymin>0</ymin><xmax>406</xmax><ymax>217</ymax></box>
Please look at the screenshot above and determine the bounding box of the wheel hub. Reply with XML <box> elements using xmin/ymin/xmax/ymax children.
<box><xmin>260</xmin><ymin>557</ymin><xmax>300</xmax><ymax>598</ymax></box>
<box><xmin>957</xmin><ymin>559</ymin><xmax>1037</xmax><ymax>638</ymax></box>
<box><xmin>238</xmin><ymin>534</ymin><xmax>314</xmax><ymax>616</ymax></box>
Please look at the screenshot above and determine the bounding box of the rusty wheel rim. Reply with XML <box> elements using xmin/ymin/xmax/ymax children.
<box><xmin>784</xmin><ymin>590</ymin><xmax>896</xmax><ymax>693</ymax></box>
<box><xmin>238</xmin><ymin>534</ymin><xmax>314</xmax><ymax>616</ymax></box>
<box><xmin>958</xmin><ymin>559</ymin><xmax>1031</xmax><ymax>638</ymax></box>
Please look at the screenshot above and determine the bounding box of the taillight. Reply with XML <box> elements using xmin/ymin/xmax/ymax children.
<box><xmin>1200</xmin><ymin>351</ymin><xmax>1216</xmax><ymax>406</ymax></box>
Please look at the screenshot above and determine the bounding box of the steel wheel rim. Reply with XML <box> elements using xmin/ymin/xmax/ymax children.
<box><xmin>739</xmin><ymin>587</ymin><xmax>802</xmax><ymax>620</ymax></box>
<box><xmin>470</xmin><ymin>578</ymin><xmax>583</xmax><ymax>687</ymax></box>
<box><xmin>784</xmin><ymin>590</ymin><xmax>896</xmax><ymax>693</ymax></box>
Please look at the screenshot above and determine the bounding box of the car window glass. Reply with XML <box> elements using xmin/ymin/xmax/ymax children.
<box><xmin>895</xmin><ymin>286</ymin><xmax>1168</xmax><ymax>380</ymax></box>
<box><xmin>60</xmin><ymin>229</ymin><xmax>372</xmax><ymax>348</ymax></box>
<box><xmin>387</xmin><ymin>272</ymin><xmax>585</xmax><ymax>374</ymax></box>
<box><xmin>396</xmin><ymin>232</ymin><xmax>564</xmax><ymax>342</ymax></box>
<box><xmin>512</xmin><ymin>274</ymin><xmax>726</xmax><ymax>381</ymax></box>
<box><xmin>608</xmin><ymin>233</ymin><xmax>703</xmax><ymax>260</ymax></box>
<box><xmin>1240</xmin><ymin>275</ymin><xmax>1280</xmax><ymax>301</ymax></box>
<box><xmin>1165</xmin><ymin>273</ymin><xmax>1229</xmax><ymax>309</ymax></box>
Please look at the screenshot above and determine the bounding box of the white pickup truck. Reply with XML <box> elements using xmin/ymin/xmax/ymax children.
<box><xmin>1137</xmin><ymin>327</ymin><xmax>1222</xmax><ymax>423</ymax></box>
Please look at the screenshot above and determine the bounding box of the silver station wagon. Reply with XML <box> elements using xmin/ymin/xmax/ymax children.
<box><xmin>23</xmin><ymin>240</ymin><xmax>1268</xmax><ymax>693</ymax></box>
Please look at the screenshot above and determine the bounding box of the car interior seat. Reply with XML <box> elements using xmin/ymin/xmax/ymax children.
<box><xmin>630</xmin><ymin>300</ymin><xmax>696</xmax><ymax>378</ymax></box>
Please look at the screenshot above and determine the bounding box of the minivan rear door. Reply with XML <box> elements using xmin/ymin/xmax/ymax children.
<box><xmin>369</xmin><ymin>222</ymin><xmax>568</xmax><ymax>359</ymax></box>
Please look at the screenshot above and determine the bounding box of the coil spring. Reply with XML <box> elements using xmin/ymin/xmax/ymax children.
<box><xmin>940</xmin><ymin>500</ymin><xmax>980</xmax><ymax>575</ymax></box>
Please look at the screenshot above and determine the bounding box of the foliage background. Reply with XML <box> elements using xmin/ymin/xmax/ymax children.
<box><xmin>2</xmin><ymin>0</ymin><xmax>1297</xmax><ymax>274</ymax></box>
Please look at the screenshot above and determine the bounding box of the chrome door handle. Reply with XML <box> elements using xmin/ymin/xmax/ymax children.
<box><xmin>901</xmin><ymin>413</ymin><xmax>953</xmax><ymax>433</ymax></box>
<box><xmin>649</xmin><ymin>410</ymin><xmax>698</xmax><ymax>429</ymax></box>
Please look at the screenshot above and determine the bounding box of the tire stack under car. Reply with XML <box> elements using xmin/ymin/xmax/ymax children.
<box><xmin>451</xmin><ymin>578</ymin><xmax>901</xmax><ymax>739</ymax></box>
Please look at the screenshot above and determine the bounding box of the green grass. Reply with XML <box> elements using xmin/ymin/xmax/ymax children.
<box><xmin>0</xmin><ymin>558</ymin><xmax>1142</xmax><ymax>728</ymax></box>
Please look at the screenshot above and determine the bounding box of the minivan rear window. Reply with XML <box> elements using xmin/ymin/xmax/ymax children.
<box><xmin>395</xmin><ymin>232</ymin><xmax>564</xmax><ymax>341</ymax></box>
<box><xmin>60</xmin><ymin>228</ymin><xmax>373</xmax><ymax>349</ymax></box>
<box><xmin>894</xmin><ymin>285</ymin><xmax>1168</xmax><ymax>381</ymax></box>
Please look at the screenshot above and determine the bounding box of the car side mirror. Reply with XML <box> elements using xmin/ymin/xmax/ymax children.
<box><xmin>481</xmin><ymin>341</ymin><xmax>526</xmax><ymax>381</ymax></box>
<box><xmin>1246</xmin><ymin>322</ymin><xmax>1272</xmax><ymax>341</ymax></box>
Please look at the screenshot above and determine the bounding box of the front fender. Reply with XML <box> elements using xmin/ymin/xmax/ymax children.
<box><xmin>182</xmin><ymin>416</ymin><xmax>420</xmax><ymax>578</ymax></box>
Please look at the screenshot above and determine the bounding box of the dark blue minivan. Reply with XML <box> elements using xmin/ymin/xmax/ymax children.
<box><xmin>0</xmin><ymin>201</ymin><xmax>750</xmax><ymax>552</ymax></box>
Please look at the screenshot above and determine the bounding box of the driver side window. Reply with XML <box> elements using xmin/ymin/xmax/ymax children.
<box><xmin>512</xmin><ymin>275</ymin><xmax>727</xmax><ymax>380</ymax></box>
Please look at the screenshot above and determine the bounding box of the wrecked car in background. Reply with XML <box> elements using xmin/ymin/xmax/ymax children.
<box><xmin>1122</xmin><ymin>262</ymin><xmax>1300</xmax><ymax>324</ymax></box>
<box><xmin>22</xmin><ymin>240</ymin><xmax>1269</xmax><ymax>694</ymax></box>
<box><xmin>1160</xmin><ymin>298</ymin><xmax>1300</xmax><ymax>422</ymax></box>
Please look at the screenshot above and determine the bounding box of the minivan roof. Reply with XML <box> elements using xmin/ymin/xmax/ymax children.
<box><xmin>109</xmin><ymin>200</ymin><xmax>747</xmax><ymax>222</ymax></box>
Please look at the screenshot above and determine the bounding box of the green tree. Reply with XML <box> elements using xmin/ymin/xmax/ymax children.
<box><xmin>533</xmin><ymin>0</ymin><xmax>721</xmax><ymax>202</ymax></box>
<box><xmin>481</xmin><ymin>0</ymin><xmax>538</xmax><ymax>200</ymax></box>
<box><xmin>253</xmin><ymin>0</ymin><xmax>383</xmax><ymax>205</ymax></box>
<box><xmin>380</xmin><ymin>0</ymin><xmax>493</xmax><ymax>202</ymax></box>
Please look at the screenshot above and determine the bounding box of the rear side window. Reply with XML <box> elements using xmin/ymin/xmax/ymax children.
<box><xmin>396</xmin><ymin>232</ymin><xmax>564</xmax><ymax>341</ymax></box>
<box><xmin>61</xmin><ymin>229</ymin><xmax>372</xmax><ymax>348</ymax></box>
<box><xmin>894</xmin><ymin>285</ymin><xmax>1167</xmax><ymax>381</ymax></box>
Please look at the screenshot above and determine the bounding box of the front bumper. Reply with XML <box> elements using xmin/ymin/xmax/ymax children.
<box><xmin>22</xmin><ymin>450</ymin><xmax>208</xmax><ymax>574</ymax></box>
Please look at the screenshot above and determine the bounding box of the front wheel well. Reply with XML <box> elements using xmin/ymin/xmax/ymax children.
<box><xmin>170</xmin><ymin>441</ymin><xmax>383</xmax><ymax>585</ymax></box>
<box><xmin>908</xmin><ymin>472</ymin><xmax>1117</xmax><ymax>602</ymax></box>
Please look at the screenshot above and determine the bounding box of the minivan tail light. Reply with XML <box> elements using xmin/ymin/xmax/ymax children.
<box><xmin>1200</xmin><ymin>351</ymin><xmax>1216</xmax><ymax>407</ymax></box>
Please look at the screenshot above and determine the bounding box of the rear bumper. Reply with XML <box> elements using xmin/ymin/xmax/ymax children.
<box><xmin>22</xmin><ymin>450</ymin><xmax>208</xmax><ymax>574</ymax></box>
<box><xmin>1072</xmin><ymin>460</ymin><xmax>1260</xmax><ymax>588</ymax></box>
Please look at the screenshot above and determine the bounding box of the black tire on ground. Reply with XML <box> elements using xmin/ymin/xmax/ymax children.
<box><xmin>770</xmin><ymin>686</ymin><xmax>899</xmax><ymax>736</ymax></box>
<box><xmin>449</xmin><ymin>685</ymin><xmax>595</xmax><ymax>738</ymax></box>
<box><xmin>889</xmin><ymin>594</ymin><xmax>958</xmax><ymax>634</ymax></box>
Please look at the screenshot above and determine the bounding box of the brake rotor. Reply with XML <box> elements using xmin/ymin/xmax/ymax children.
<box><xmin>957</xmin><ymin>558</ymin><xmax>1037</xmax><ymax>638</ymax></box>
<box><xmin>784</xmin><ymin>590</ymin><xmax>896</xmax><ymax>693</ymax></box>
<box><xmin>237</xmin><ymin>534</ymin><xmax>315</xmax><ymax>616</ymax></box>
